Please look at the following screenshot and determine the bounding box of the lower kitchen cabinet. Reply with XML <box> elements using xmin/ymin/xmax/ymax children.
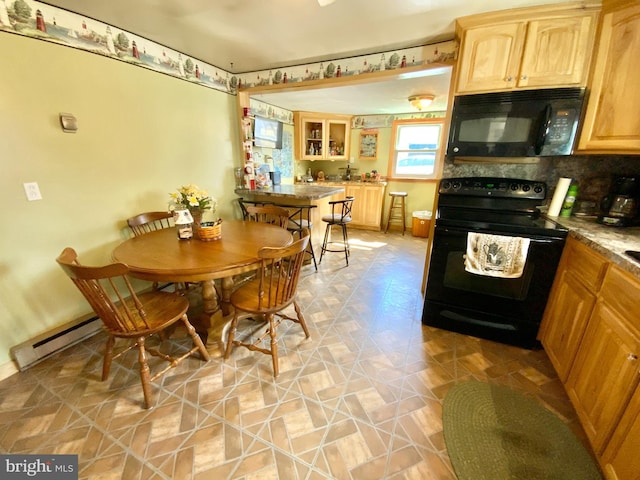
<box><xmin>539</xmin><ymin>238</ymin><xmax>608</xmax><ymax>382</ymax></box>
<box><xmin>601</xmin><ymin>385</ymin><xmax>640</xmax><ymax>480</ymax></box>
<box><xmin>540</xmin><ymin>237</ymin><xmax>640</xmax><ymax>477</ymax></box>
<box><xmin>565</xmin><ymin>277</ymin><xmax>640</xmax><ymax>454</ymax></box>
<box><xmin>345</xmin><ymin>183</ymin><xmax>385</xmax><ymax>230</ymax></box>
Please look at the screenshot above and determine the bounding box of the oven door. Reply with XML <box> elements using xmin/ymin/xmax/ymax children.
<box><xmin>423</xmin><ymin>225</ymin><xmax>566</xmax><ymax>348</ymax></box>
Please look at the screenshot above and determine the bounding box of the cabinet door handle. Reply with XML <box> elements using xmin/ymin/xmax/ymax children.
<box><xmin>628</xmin><ymin>353</ymin><xmax>638</xmax><ymax>361</ymax></box>
<box><xmin>521</xmin><ymin>75</ymin><xmax>528</xmax><ymax>80</ymax></box>
<box><xmin>506</xmin><ymin>76</ymin><xmax>513</xmax><ymax>82</ymax></box>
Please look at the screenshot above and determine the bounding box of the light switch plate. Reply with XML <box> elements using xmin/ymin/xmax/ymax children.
<box><xmin>24</xmin><ymin>182</ymin><xmax>42</xmax><ymax>201</ymax></box>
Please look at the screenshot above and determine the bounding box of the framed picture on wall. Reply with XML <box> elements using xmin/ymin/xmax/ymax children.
<box><xmin>359</xmin><ymin>131</ymin><xmax>378</xmax><ymax>159</ymax></box>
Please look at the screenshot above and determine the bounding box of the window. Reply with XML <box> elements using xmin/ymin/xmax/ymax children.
<box><xmin>389</xmin><ymin>119</ymin><xmax>444</xmax><ymax>179</ymax></box>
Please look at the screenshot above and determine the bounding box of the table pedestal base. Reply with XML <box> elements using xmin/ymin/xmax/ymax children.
<box><xmin>205</xmin><ymin>310</ymin><xmax>234</xmax><ymax>357</ymax></box>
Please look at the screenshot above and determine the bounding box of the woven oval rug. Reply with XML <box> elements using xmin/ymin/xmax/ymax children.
<box><xmin>443</xmin><ymin>381</ymin><xmax>603</xmax><ymax>480</ymax></box>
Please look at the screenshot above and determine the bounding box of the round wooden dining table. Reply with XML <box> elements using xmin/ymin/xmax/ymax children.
<box><xmin>112</xmin><ymin>220</ymin><xmax>292</xmax><ymax>354</ymax></box>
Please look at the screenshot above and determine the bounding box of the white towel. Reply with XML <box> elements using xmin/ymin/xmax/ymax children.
<box><xmin>464</xmin><ymin>233</ymin><xmax>530</xmax><ymax>279</ymax></box>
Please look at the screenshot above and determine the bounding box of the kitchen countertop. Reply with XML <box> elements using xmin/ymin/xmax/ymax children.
<box><xmin>235</xmin><ymin>184</ymin><xmax>344</xmax><ymax>200</ymax></box>
<box><xmin>551</xmin><ymin>215</ymin><xmax>640</xmax><ymax>278</ymax></box>
<box><xmin>294</xmin><ymin>180</ymin><xmax>387</xmax><ymax>186</ymax></box>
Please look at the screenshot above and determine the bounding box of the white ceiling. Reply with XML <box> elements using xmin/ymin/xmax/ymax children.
<box><xmin>43</xmin><ymin>0</ymin><xmax>579</xmax><ymax>115</ymax></box>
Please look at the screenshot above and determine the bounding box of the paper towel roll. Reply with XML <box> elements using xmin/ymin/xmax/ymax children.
<box><xmin>548</xmin><ymin>177</ymin><xmax>572</xmax><ymax>217</ymax></box>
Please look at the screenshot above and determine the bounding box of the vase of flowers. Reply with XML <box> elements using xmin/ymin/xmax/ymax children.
<box><xmin>169</xmin><ymin>184</ymin><xmax>221</xmax><ymax>240</ymax></box>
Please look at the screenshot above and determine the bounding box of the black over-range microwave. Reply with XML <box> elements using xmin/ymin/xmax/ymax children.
<box><xmin>447</xmin><ymin>87</ymin><xmax>585</xmax><ymax>158</ymax></box>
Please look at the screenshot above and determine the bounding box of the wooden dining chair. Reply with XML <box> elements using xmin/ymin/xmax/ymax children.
<box><xmin>56</xmin><ymin>247</ymin><xmax>210</xmax><ymax>409</ymax></box>
<box><xmin>245</xmin><ymin>204</ymin><xmax>290</xmax><ymax>229</ymax></box>
<box><xmin>127</xmin><ymin>211</ymin><xmax>174</xmax><ymax>237</ymax></box>
<box><xmin>224</xmin><ymin>230</ymin><xmax>311</xmax><ymax>377</ymax></box>
<box><xmin>127</xmin><ymin>211</ymin><xmax>193</xmax><ymax>293</ymax></box>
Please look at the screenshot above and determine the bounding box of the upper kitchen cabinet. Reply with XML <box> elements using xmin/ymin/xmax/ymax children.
<box><xmin>578</xmin><ymin>0</ymin><xmax>640</xmax><ymax>154</ymax></box>
<box><xmin>455</xmin><ymin>2</ymin><xmax>600</xmax><ymax>94</ymax></box>
<box><xmin>294</xmin><ymin>111</ymin><xmax>351</xmax><ymax>161</ymax></box>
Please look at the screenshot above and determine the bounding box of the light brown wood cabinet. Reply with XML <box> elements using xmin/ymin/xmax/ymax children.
<box><xmin>578</xmin><ymin>0</ymin><xmax>640</xmax><ymax>154</ymax></box>
<box><xmin>455</xmin><ymin>2</ymin><xmax>599</xmax><ymax>94</ymax></box>
<box><xmin>565</xmin><ymin>264</ymin><xmax>640</xmax><ymax>455</ymax></box>
<box><xmin>331</xmin><ymin>183</ymin><xmax>386</xmax><ymax>230</ymax></box>
<box><xmin>541</xmin><ymin>237</ymin><xmax>640</xmax><ymax>477</ymax></box>
<box><xmin>345</xmin><ymin>183</ymin><xmax>385</xmax><ymax>230</ymax></box>
<box><xmin>601</xmin><ymin>384</ymin><xmax>640</xmax><ymax>480</ymax></box>
<box><xmin>539</xmin><ymin>237</ymin><xmax>608</xmax><ymax>382</ymax></box>
<box><xmin>294</xmin><ymin>111</ymin><xmax>351</xmax><ymax>161</ymax></box>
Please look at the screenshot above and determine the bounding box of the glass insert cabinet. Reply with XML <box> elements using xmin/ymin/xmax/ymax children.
<box><xmin>294</xmin><ymin>111</ymin><xmax>351</xmax><ymax>161</ymax></box>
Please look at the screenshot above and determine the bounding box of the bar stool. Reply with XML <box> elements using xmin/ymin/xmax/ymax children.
<box><xmin>319</xmin><ymin>197</ymin><xmax>354</xmax><ymax>267</ymax></box>
<box><xmin>385</xmin><ymin>192</ymin><xmax>408</xmax><ymax>235</ymax></box>
<box><xmin>278</xmin><ymin>204</ymin><xmax>318</xmax><ymax>271</ymax></box>
<box><xmin>237</xmin><ymin>197</ymin><xmax>275</xmax><ymax>220</ymax></box>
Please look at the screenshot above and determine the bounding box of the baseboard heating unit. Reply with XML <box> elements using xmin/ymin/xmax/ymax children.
<box><xmin>11</xmin><ymin>314</ymin><xmax>103</xmax><ymax>370</ymax></box>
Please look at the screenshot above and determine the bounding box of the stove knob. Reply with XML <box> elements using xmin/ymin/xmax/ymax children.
<box><xmin>522</xmin><ymin>184</ymin><xmax>531</xmax><ymax>192</ymax></box>
<box><xmin>510</xmin><ymin>183</ymin><xmax>519</xmax><ymax>191</ymax></box>
<box><xmin>441</xmin><ymin>181</ymin><xmax>451</xmax><ymax>190</ymax></box>
<box><xmin>452</xmin><ymin>181</ymin><xmax>461</xmax><ymax>190</ymax></box>
<box><xmin>534</xmin><ymin>185</ymin><xmax>543</xmax><ymax>194</ymax></box>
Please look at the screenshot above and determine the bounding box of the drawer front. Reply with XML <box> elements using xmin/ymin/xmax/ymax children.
<box><xmin>565</xmin><ymin>238</ymin><xmax>609</xmax><ymax>292</ymax></box>
<box><xmin>600</xmin><ymin>265</ymin><xmax>640</xmax><ymax>330</ymax></box>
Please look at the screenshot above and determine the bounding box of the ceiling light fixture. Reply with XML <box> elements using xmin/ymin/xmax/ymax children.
<box><xmin>408</xmin><ymin>94</ymin><xmax>435</xmax><ymax>110</ymax></box>
<box><xmin>317</xmin><ymin>0</ymin><xmax>337</xmax><ymax>6</ymax></box>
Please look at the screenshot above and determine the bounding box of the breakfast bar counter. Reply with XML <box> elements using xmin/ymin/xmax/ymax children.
<box><xmin>234</xmin><ymin>184</ymin><xmax>344</xmax><ymax>200</ymax></box>
<box><xmin>235</xmin><ymin>184</ymin><xmax>346</xmax><ymax>256</ymax></box>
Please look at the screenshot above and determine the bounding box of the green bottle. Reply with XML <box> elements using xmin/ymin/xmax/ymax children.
<box><xmin>560</xmin><ymin>184</ymin><xmax>578</xmax><ymax>217</ymax></box>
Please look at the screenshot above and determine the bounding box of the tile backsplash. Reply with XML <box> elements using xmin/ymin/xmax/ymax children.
<box><xmin>444</xmin><ymin>155</ymin><xmax>640</xmax><ymax>206</ymax></box>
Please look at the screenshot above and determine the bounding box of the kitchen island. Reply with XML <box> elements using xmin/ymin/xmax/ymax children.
<box><xmin>235</xmin><ymin>184</ymin><xmax>345</xmax><ymax>255</ymax></box>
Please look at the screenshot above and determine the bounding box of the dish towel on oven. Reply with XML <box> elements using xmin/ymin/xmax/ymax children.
<box><xmin>465</xmin><ymin>233</ymin><xmax>531</xmax><ymax>278</ymax></box>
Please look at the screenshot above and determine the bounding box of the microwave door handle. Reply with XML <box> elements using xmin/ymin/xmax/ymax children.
<box><xmin>534</xmin><ymin>104</ymin><xmax>552</xmax><ymax>155</ymax></box>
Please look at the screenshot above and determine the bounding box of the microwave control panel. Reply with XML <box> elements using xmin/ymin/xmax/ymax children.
<box><xmin>547</xmin><ymin>108</ymin><xmax>578</xmax><ymax>144</ymax></box>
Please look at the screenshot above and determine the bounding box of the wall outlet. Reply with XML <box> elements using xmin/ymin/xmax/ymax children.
<box><xmin>24</xmin><ymin>182</ymin><xmax>42</xmax><ymax>201</ymax></box>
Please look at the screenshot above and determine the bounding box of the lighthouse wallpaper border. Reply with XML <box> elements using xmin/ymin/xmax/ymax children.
<box><xmin>0</xmin><ymin>0</ymin><xmax>457</xmax><ymax>96</ymax></box>
<box><xmin>0</xmin><ymin>0</ymin><xmax>235</xmax><ymax>94</ymax></box>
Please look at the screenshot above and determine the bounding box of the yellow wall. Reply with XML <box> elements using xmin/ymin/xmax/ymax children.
<box><xmin>349</xmin><ymin>126</ymin><xmax>438</xmax><ymax>224</ymax></box>
<box><xmin>0</xmin><ymin>34</ymin><xmax>240</xmax><ymax>367</ymax></box>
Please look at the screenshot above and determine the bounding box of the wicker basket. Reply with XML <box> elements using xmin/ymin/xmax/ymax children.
<box><xmin>196</xmin><ymin>221</ymin><xmax>222</xmax><ymax>241</ymax></box>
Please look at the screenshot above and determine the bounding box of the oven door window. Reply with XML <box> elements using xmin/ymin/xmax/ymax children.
<box><xmin>443</xmin><ymin>250</ymin><xmax>533</xmax><ymax>300</ymax></box>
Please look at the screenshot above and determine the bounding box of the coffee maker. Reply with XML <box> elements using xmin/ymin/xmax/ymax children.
<box><xmin>597</xmin><ymin>175</ymin><xmax>640</xmax><ymax>227</ymax></box>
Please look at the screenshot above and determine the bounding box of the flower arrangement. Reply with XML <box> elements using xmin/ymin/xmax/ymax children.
<box><xmin>169</xmin><ymin>184</ymin><xmax>221</xmax><ymax>238</ymax></box>
<box><xmin>168</xmin><ymin>184</ymin><xmax>217</xmax><ymax>213</ymax></box>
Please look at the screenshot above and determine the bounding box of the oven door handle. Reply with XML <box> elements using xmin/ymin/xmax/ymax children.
<box><xmin>533</xmin><ymin>104</ymin><xmax>552</xmax><ymax>155</ymax></box>
<box><xmin>435</xmin><ymin>226</ymin><xmax>566</xmax><ymax>244</ymax></box>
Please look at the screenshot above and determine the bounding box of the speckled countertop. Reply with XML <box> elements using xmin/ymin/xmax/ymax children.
<box><xmin>293</xmin><ymin>181</ymin><xmax>387</xmax><ymax>187</ymax></box>
<box><xmin>550</xmin><ymin>215</ymin><xmax>640</xmax><ymax>278</ymax></box>
<box><xmin>235</xmin><ymin>184</ymin><xmax>344</xmax><ymax>200</ymax></box>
